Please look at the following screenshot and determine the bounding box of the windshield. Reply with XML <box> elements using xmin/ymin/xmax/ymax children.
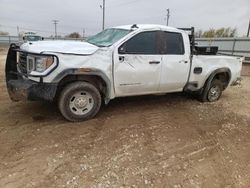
<box><xmin>25</xmin><ymin>36</ymin><xmax>42</xmax><ymax>41</ymax></box>
<box><xmin>86</xmin><ymin>28</ymin><xmax>131</xmax><ymax>47</ymax></box>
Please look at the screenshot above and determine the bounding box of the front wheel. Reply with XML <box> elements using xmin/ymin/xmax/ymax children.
<box><xmin>58</xmin><ymin>82</ymin><xmax>101</xmax><ymax>122</ymax></box>
<box><xmin>200</xmin><ymin>79</ymin><xmax>223</xmax><ymax>102</ymax></box>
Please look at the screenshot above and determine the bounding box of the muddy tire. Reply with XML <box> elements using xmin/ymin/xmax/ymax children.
<box><xmin>58</xmin><ymin>81</ymin><xmax>101</xmax><ymax>122</ymax></box>
<box><xmin>199</xmin><ymin>79</ymin><xmax>223</xmax><ymax>102</ymax></box>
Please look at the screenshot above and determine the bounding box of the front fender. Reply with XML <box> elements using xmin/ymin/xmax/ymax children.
<box><xmin>52</xmin><ymin>68</ymin><xmax>112</xmax><ymax>104</ymax></box>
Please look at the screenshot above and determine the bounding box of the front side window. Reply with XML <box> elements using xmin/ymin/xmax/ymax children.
<box><xmin>161</xmin><ymin>32</ymin><xmax>185</xmax><ymax>55</ymax></box>
<box><xmin>86</xmin><ymin>29</ymin><xmax>131</xmax><ymax>47</ymax></box>
<box><xmin>119</xmin><ymin>31</ymin><xmax>159</xmax><ymax>54</ymax></box>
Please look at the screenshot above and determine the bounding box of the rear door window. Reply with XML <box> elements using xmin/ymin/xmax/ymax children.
<box><xmin>161</xmin><ymin>32</ymin><xmax>185</xmax><ymax>55</ymax></box>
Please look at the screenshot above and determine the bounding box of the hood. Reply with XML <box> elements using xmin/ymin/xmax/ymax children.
<box><xmin>20</xmin><ymin>40</ymin><xmax>99</xmax><ymax>55</ymax></box>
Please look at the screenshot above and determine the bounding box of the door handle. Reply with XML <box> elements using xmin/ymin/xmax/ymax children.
<box><xmin>149</xmin><ymin>61</ymin><xmax>161</xmax><ymax>64</ymax></box>
<box><xmin>179</xmin><ymin>60</ymin><xmax>188</xmax><ymax>64</ymax></box>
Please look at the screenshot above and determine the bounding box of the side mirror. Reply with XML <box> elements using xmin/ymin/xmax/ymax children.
<box><xmin>41</xmin><ymin>37</ymin><xmax>44</xmax><ymax>40</ymax></box>
<box><xmin>23</xmin><ymin>37</ymin><xmax>25</xmax><ymax>41</ymax></box>
<box><xmin>118</xmin><ymin>45</ymin><xmax>126</xmax><ymax>54</ymax></box>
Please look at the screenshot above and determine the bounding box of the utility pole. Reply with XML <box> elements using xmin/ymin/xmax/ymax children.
<box><xmin>17</xmin><ymin>26</ymin><xmax>19</xmax><ymax>36</ymax></box>
<box><xmin>52</xmin><ymin>20</ymin><xmax>59</xmax><ymax>39</ymax></box>
<box><xmin>82</xmin><ymin>28</ymin><xmax>85</xmax><ymax>39</ymax></box>
<box><xmin>247</xmin><ymin>19</ymin><xmax>250</xmax><ymax>37</ymax></box>
<box><xmin>100</xmin><ymin>0</ymin><xmax>106</xmax><ymax>30</ymax></box>
<box><xmin>17</xmin><ymin>26</ymin><xmax>20</xmax><ymax>41</ymax></box>
<box><xmin>166</xmin><ymin>9</ymin><xmax>170</xmax><ymax>26</ymax></box>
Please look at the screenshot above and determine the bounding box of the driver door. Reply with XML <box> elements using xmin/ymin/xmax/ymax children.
<box><xmin>113</xmin><ymin>31</ymin><xmax>162</xmax><ymax>97</ymax></box>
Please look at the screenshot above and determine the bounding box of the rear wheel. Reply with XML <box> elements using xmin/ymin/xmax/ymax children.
<box><xmin>58</xmin><ymin>82</ymin><xmax>101</xmax><ymax>122</ymax></box>
<box><xmin>200</xmin><ymin>79</ymin><xmax>223</xmax><ymax>102</ymax></box>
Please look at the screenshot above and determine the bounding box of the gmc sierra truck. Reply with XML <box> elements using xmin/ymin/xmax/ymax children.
<box><xmin>6</xmin><ymin>24</ymin><xmax>242</xmax><ymax>122</ymax></box>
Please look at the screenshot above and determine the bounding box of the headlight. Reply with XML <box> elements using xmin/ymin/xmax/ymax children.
<box><xmin>35</xmin><ymin>56</ymin><xmax>54</xmax><ymax>72</ymax></box>
<box><xmin>27</xmin><ymin>55</ymin><xmax>55</xmax><ymax>73</ymax></box>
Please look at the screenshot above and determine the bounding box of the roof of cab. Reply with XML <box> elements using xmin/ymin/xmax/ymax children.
<box><xmin>113</xmin><ymin>24</ymin><xmax>184</xmax><ymax>33</ymax></box>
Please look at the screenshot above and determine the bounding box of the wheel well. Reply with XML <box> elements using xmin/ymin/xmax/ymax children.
<box><xmin>213</xmin><ymin>72</ymin><xmax>230</xmax><ymax>89</ymax></box>
<box><xmin>55</xmin><ymin>74</ymin><xmax>107</xmax><ymax>100</ymax></box>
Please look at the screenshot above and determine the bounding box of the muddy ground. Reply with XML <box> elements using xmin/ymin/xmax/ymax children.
<box><xmin>0</xmin><ymin>48</ymin><xmax>250</xmax><ymax>188</ymax></box>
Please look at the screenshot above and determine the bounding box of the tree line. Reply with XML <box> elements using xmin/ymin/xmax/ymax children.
<box><xmin>0</xmin><ymin>27</ymin><xmax>238</xmax><ymax>38</ymax></box>
<box><xmin>195</xmin><ymin>27</ymin><xmax>237</xmax><ymax>38</ymax></box>
<box><xmin>46</xmin><ymin>27</ymin><xmax>239</xmax><ymax>39</ymax></box>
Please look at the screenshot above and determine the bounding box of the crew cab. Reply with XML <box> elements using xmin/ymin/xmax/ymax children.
<box><xmin>5</xmin><ymin>24</ymin><xmax>242</xmax><ymax>122</ymax></box>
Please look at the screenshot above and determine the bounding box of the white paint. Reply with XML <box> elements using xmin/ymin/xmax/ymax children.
<box><xmin>19</xmin><ymin>24</ymin><xmax>242</xmax><ymax>100</ymax></box>
<box><xmin>113</xmin><ymin>54</ymin><xmax>162</xmax><ymax>96</ymax></box>
<box><xmin>190</xmin><ymin>55</ymin><xmax>242</xmax><ymax>89</ymax></box>
<box><xmin>21</xmin><ymin>40</ymin><xmax>99</xmax><ymax>55</ymax></box>
<box><xmin>159</xmin><ymin>31</ymin><xmax>191</xmax><ymax>92</ymax></box>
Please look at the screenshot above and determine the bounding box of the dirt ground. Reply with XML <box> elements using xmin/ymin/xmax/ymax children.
<box><xmin>0</xmin><ymin>48</ymin><xmax>250</xmax><ymax>188</ymax></box>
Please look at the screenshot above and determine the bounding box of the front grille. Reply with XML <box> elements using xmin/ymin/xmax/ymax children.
<box><xmin>18</xmin><ymin>52</ymin><xmax>27</xmax><ymax>74</ymax></box>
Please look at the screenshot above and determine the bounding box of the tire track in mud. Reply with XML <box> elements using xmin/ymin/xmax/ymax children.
<box><xmin>113</xmin><ymin>100</ymin><xmax>201</xmax><ymax>186</ymax></box>
<box><xmin>0</xmin><ymin>118</ymin><xmax>107</xmax><ymax>187</ymax></box>
<box><xmin>216</xmin><ymin>112</ymin><xmax>250</xmax><ymax>187</ymax></box>
<box><xmin>191</xmin><ymin>108</ymin><xmax>250</xmax><ymax>187</ymax></box>
<box><xmin>128</xmin><ymin>97</ymin><xmax>250</xmax><ymax>187</ymax></box>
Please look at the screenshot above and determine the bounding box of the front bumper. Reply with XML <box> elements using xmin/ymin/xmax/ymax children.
<box><xmin>7</xmin><ymin>79</ymin><xmax>57</xmax><ymax>101</ymax></box>
<box><xmin>6</xmin><ymin>44</ymin><xmax>57</xmax><ymax>102</ymax></box>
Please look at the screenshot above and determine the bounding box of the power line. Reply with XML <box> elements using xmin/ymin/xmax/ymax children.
<box><xmin>107</xmin><ymin>0</ymin><xmax>142</xmax><ymax>8</ymax></box>
<box><xmin>0</xmin><ymin>24</ymin><xmax>84</xmax><ymax>36</ymax></box>
<box><xmin>0</xmin><ymin>24</ymin><xmax>53</xmax><ymax>34</ymax></box>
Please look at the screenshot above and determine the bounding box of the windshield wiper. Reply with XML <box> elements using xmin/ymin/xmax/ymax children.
<box><xmin>86</xmin><ymin>41</ymin><xmax>107</xmax><ymax>47</ymax></box>
<box><xmin>97</xmin><ymin>45</ymin><xmax>108</xmax><ymax>47</ymax></box>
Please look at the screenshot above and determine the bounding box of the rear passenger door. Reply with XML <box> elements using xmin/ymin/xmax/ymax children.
<box><xmin>159</xmin><ymin>31</ymin><xmax>190</xmax><ymax>92</ymax></box>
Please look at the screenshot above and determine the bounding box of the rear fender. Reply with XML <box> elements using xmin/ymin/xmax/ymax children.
<box><xmin>201</xmin><ymin>67</ymin><xmax>231</xmax><ymax>94</ymax></box>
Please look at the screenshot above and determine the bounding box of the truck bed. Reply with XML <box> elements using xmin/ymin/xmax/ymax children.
<box><xmin>188</xmin><ymin>55</ymin><xmax>242</xmax><ymax>90</ymax></box>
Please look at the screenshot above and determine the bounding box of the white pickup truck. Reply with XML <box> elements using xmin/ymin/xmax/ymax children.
<box><xmin>6</xmin><ymin>24</ymin><xmax>242</xmax><ymax>122</ymax></box>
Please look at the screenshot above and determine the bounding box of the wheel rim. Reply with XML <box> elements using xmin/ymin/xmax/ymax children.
<box><xmin>69</xmin><ymin>91</ymin><xmax>94</xmax><ymax>115</ymax></box>
<box><xmin>208</xmin><ymin>85</ymin><xmax>221</xmax><ymax>102</ymax></box>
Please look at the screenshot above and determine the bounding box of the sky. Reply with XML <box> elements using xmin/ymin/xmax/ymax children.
<box><xmin>0</xmin><ymin>0</ymin><xmax>250</xmax><ymax>37</ymax></box>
